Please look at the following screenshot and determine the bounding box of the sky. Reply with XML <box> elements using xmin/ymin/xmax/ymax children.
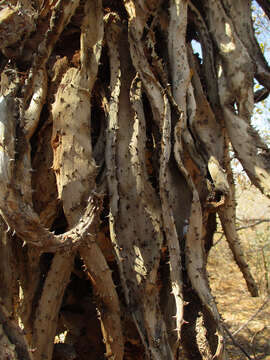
<box><xmin>252</xmin><ymin>0</ymin><xmax>270</xmax><ymax>134</ymax></box>
<box><xmin>191</xmin><ymin>2</ymin><xmax>270</xmax><ymax>137</ymax></box>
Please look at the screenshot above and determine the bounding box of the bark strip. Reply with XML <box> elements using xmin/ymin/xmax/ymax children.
<box><xmin>218</xmin><ymin>140</ymin><xmax>258</xmax><ymax>297</ymax></box>
<box><xmin>169</xmin><ymin>1</ymin><xmax>226</xmax><ymax>358</ymax></box>
<box><xmin>32</xmin><ymin>254</ymin><xmax>73</xmax><ymax>360</ymax></box>
<box><xmin>159</xmin><ymin>92</ymin><xmax>184</xmax><ymax>348</ymax></box>
<box><xmin>80</xmin><ymin>243</ymin><xmax>124</xmax><ymax>360</ymax></box>
<box><xmin>124</xmin><ymin>1</ymin><xmax>186</xmax><ymax>353</ymax></box>
<box><xmin>106</xmin><ymin>8</ymin><xmax>173</xmax><ymax>358</ymax></box>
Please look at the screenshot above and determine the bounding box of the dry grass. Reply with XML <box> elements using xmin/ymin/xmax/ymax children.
<box><xmin>208</xmin><ymin>240</ymin><xmax>270</xmax><ymax>359</ymax></box>
<box><xmin>207</xmin><ymin>183</ymin><xmax>270</xmax><ymax>360</ymax></box>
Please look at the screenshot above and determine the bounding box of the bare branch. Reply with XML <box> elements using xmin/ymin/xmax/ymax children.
<box><xmin>218</xmin><ymin>144</ymin><xmax>258</xmax><ymax>297</ymax></box>
<box><xmin>232</xmin><ymin>294</ymin><xmax>270</xmax><ymax>336</ymax></box>
<box><xmin>254</xmin><ymin>87</ymin><xmax>270</xmax><ymax>103</ymax></box>
<box><xmin>223</xmin><ymin>325</ymin><xmax>253</xmax><ymax>360</ymax></box>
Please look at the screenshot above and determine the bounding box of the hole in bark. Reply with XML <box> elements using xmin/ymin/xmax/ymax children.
<box><xmin>50</xmin><ymin>206</ymin><xmax>68</xmax><ymax>235</ymax></box>
<box><xmin>158</xmin><ymin>246</ymin><xmax>171</xmax><ymax>309</ymax></box>
<box><xmin>153</xmin><ymin>24</ymin><xmax>169</xmax><ymax>84</ymax></box>
<box><xmin>30</xmin><ymin>103</ymin><xmax>51</xmax><ymax>157</ymax></box>
<box><xmin>98</xmin><ymin>44</ymin><xmax>110</xmax><ymax>90</ymax></box>
<box><xmin>204</xmin><ymin>212</ymin><xmax>217</xmax><ymax>256</ymax></box>
<box><xmin>187</xmin><ymin>20</ymin><xmax>200</xmax><ymax>43</ymax></box>
<box><xmin>54</xmin><ymin>29</ymin><xmax>80</xmax><ymax>64</ymax></box>
<box><xmin>142</xmin><ymin>92</ymin><xmax>160</xmax><ymax>192</ymax></box>
<box><xmin>92</xmin><ymin>45</ymin><xmax>110</xmax><ymax>173</ymax></box>
<box><xmin>52</xmin><ymin>4</ymin><xmax>82</xmax><ymax>62</ymax></box>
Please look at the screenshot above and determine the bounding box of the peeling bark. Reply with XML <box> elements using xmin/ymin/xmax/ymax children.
<box><xmin>106</xmin><ymin>16</ymin><xmax>170</xmax><ymax>358</ymax></box>
<box><xmin>40</xmin><ymin>2</ymin><xmax>123</xmax><ymax>359</ymax></box>
<box><xmin>0</xmin><ymin>0</ymin><xmax>269</xmax><ymax>359</ymax></box>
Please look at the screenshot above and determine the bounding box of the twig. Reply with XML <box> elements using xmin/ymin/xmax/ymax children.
<box><xmin>223</xmin><ymin>324</ymin><xmax>253</xmax><ymax>360</ymax></box>
<box><xmin>236</xmin><ymin>219</ymin><xmax>270</xmax><ymax>231</ymax></box>
<box><xmin>212</xmin><ymin>218</ymin><xmax>270</xmax><ymax>247</ymax></box>
<box><xmin>250</xmin><ymin>329</ymin><xmax>262</xmax><ymax>360</ymax></box>
<box><xmin>232</xmin><ymin>294</ymin><xmax>270</xmax><ymax>336</ymax></box>
<box><xmin>213</xmin><ymin>233</ymin><xmax>225</xmax><ymax>247</ymax></box>
<box><xmin>236</xmin><ymin>217</ymin><xmax>270</xmax><ymax>223</ymax></box>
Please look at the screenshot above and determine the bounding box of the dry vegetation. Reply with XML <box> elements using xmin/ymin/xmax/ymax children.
<box><xmin>208</xmin><ymin>179</ymin><xmax>270</xmax><ymax>360</ymax></box>
<box><xmin>1</xmin><ymin>1</ymin><xmax>270</xmax><ymax>358</ymax></box>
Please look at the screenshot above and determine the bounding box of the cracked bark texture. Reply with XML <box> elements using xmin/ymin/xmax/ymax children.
<box><xmin>0</xmin><ymin>0</ymin><xmax>269</xmax><ymax>359</ymax></box>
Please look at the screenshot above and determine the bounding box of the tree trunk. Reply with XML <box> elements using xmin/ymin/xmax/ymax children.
<box><xmin>0</xmin><ymin>0</ymin><xmax>269</xmax><ymax>359</ymax></box>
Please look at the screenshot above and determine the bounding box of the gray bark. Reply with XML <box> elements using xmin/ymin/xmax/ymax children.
<box><xmin>0</xmin><ymin>0</ymin><xmax>269</xmax><ymax>359</ymax></box>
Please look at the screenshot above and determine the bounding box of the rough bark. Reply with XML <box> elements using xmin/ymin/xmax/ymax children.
<box><xmin>0</xmin><ymin>299</ymin><xmax>33</xmax><ymax>360</ymax></box>
<box><xmin>0</xmin><ymin>0</ymin><xmax>269</xmax><ymax>359</ymax></box>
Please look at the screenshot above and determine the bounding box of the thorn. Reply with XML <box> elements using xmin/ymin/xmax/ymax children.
<box><xmin>12</xmin><ymin>230</ymin><xmax>16</xmax><ymax>236</ymax></box>
<box><xmin>22</xmin><ymin>241</ymin><xmax>27</xmax><ymax>247</ymax></box>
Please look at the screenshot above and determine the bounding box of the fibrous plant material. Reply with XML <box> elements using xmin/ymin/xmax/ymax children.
<box><xmin>0</xmin><ymin>0</ymin><xmax>269</xmax><ymax>359</ymax></box>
